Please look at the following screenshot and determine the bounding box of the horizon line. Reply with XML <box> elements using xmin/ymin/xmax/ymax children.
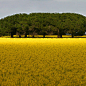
<box><xmin>0</xmin><ymin>12</ymin><xmax>86</xmax><ymax>19</ymax></box>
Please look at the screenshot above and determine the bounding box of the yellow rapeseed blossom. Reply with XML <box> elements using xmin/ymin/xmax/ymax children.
<box><xmin>0</xmin><ymin>37</ymin><xmax>86</xmax><ymax>86</ymax></box>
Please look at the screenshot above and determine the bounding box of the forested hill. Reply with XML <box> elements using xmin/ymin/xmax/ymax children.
<box><xmin>0</xmin><ymin>13</ymin><xmax>86</xmax><ymax>38</ymax></box>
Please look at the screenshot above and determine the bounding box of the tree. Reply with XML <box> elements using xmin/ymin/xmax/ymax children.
<box><xmin>0</xmin><ymin>12</ymin><xmax>86</xmax><ymax>38</ymax></box>
<box><xmin>52</xmin><ymin>17</ymin><xmax>61</xmax><ymax>38</ymax></box>
<box><xmin>42</xmin><ymin>27</ymin><xmax>48</xmax><ymax>38</ymax></box>
<box><xmin>16</xmin><ymin>24</ymin><xmax>23</xmax><ymax>38</ymax></box>
<box><xmin>61</xmin><ymin>13</ymin><xmax>86</xmax><ymax>38</ymax></box>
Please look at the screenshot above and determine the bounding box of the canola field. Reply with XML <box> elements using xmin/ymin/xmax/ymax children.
<box><xmin>0</xmin><ymin>38</ymin><xmax>86</xmax><ymax>86</ymax></box>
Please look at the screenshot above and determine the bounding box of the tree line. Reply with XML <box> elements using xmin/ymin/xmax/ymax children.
<box><xmin>0</xmin><ymin>12</ymin><xmax>86</xmax><ymax>38</ymax></box>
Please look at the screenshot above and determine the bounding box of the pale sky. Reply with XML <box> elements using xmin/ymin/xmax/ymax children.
<box><xmin>0</xmin><ymin>0</ymin><xmax>86</xmax><ymax>19</ymax></box>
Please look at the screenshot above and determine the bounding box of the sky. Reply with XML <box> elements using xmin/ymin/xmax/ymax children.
<box><xmin>0</xmin><ymin>0</ymin><xmax>86</xmax><ymax>19</ymax></box>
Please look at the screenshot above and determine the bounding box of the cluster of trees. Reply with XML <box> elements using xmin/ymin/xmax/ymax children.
<box><xmin>0</xmin><ymin>12</ymin><xmax>86</xmax><ymax>38</ymax></box>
